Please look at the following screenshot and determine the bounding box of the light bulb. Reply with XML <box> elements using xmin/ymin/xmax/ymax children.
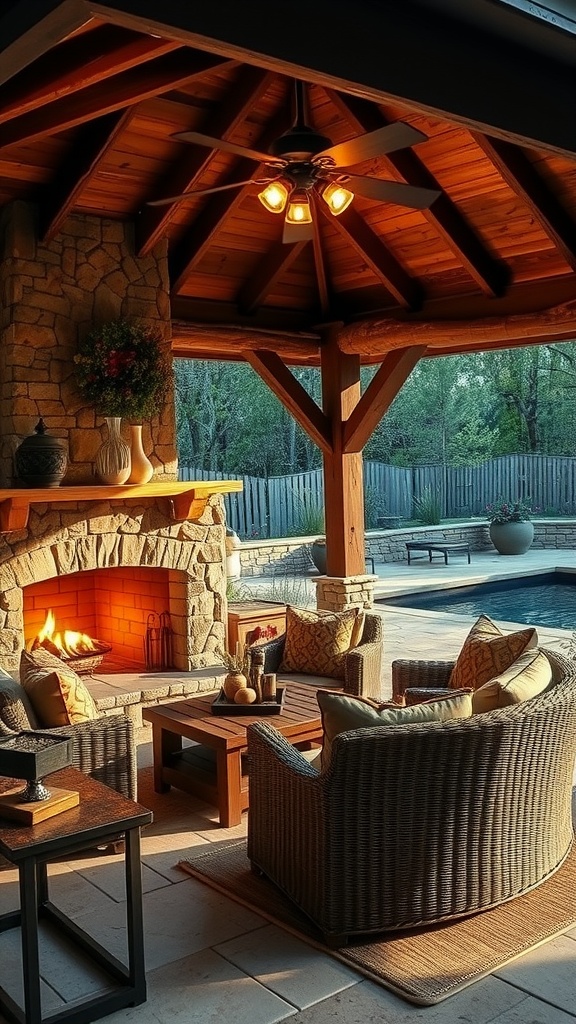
<box><xmin>285</xmin><ymin>190</ymin><xmax>312</xmax><ymax>224</ymax></box>
<box><xmin>322</xmin><ymin>181</ymin><xmax>354</xmax><ymax>216</ymax></box>
<box><xmin>258</xmin><ymin>181</ymin><xmax>289</xmax><ymax>213</ymax></box>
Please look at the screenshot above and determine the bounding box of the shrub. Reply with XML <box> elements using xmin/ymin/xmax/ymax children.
<box><xmin>413</xmin><ymin>486</ymin><xmax>442</xmax><ymax>525</ymax></box>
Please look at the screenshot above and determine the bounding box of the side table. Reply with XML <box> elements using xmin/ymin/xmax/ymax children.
<box><xmin>0</xmin><ymin>767</ymin><xmax>152</xmax><ymax>1024</ymax></box>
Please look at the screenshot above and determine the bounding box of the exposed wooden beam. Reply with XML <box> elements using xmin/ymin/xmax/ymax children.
<box><xmin>87</xmin><ymin>1</ymin><xmax>576</xmax><ymax>158</ymax></box>
<box><xmin>325</xmin><ymin>88</ymin><xmax>508</xmax><ymax>298</ymax></box>
<box><xmin>343</xmin><ymin>346</ymin><xmax>426</xmax><ymax>453</ymax></box>
<box><xmin>137</xmin><ymin>64</ymin><xmax>274</xmax><ymax>256</ymax></box>
<box><xmin>311</xmin><ymin>198</ymin><xmax>331</xmax><ymax>318</ymax></box>
<box><xmin>40</xmin><ymin>107</ymin><xmax>137</xmax><ymax>243</ymax></box>
<box><xmin>171</xmin><ymin>296</ymin><xmax>317</xmax><ymax>336</ymax></box>
<box><xmin>169</xmin><ymin>108</ymin><xmax>293</xmax><ymax>293</ymax></box>
<box><xmin>171</xmin><ymin>321</ymin><xmax>321</xmax><ymax>364</ymax></box>
<box><xmin>0</xmin><ymin>49</ymin><xmax>230</xmax><ymax>148</ymax></box>
<box><xmin>238</xmin><ymin>241</ymin><xmax>307</xmax><ymax>315</ymax></box>
<box><xmin>472</xmin><ymin>132</ymin><xmax>576</xmax><ymax>273</ymax></box>
<box><xmin>0</xmin><ymin>24</ymin><xmax>179</xmax><ymax>124</ymax></box>
<box><xmin>338</xmin><ymin>299</ymin><xmax>576</xmax><ymax>357</ymax></box>
<box><xmin>0</xmin><ymin>0</ymin><xmax>88</xmax><ymax>87</ymax></box>
<box><xmin>318</xmin><ymin>203</ymin><xmax>424</xmax><ymax>311</ymax></box>
<box><xmin>244</xmin><ymin>350</ymin><xmax>332</xmax><ymax>455</ymax></box>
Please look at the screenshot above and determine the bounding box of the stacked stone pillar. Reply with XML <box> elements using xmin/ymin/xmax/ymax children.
<box><xmin>313</xmin><ymin>574</ymin><xmax>377</xmax><ymax>612</ymax></box>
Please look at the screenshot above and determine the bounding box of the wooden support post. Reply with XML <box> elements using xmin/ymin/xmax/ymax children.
<box><xmin>320</xmin><ymin>326</ymin><xmax>365</xmax><ymax>578</ymax></box>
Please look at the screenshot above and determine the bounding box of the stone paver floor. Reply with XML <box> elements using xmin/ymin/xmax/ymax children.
<box><xmin>1</xmin><ymin>548</ymin><xmax>575</xmax><ymax>1024</ymax></box>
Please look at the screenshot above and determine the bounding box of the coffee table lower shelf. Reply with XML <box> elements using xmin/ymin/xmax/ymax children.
<box><xmin>164</xmin><ymin>745</ymin><xmax>250</xmax><ymax>820</ymax></box>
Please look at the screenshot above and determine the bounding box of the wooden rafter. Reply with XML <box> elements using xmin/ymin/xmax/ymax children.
<box><xmin>0</xmin><ymin>49</ymin><xmax>230</xmax><ymax>147</ymax></box>
<box><xmin>0</xmin><ymin>24</ymin><xmax>179</xmax><ymax>124</ymax></box>
<box><xmin>40</xmin><ymin>107</ymin><xmax>138</xmax><ymax>243</ymax></box>
<box><xmin>137</xmin><ymin>64</ymin><xmax>275</xmax><ymax>256</ymax></box>
<box><xmin>325</xmin><ymin>88</ymin><xmax>508</xmax><ymax>298</ymax></box>
<box><xmin>343</xmin><ymin>346</ymin><xmax>426</xmax><ymax>453</ymax></box>
<box><xmin>238</xmin><ymin>241</ymin><xmax>307</xmax><ymax>314</ymax></box>
<box><xmin>244</xmin><ymin>350</ymin><xmax>332</xmax><ymax>455</ymax></box>
<box><xmin>318</xmin><ymin>203</ymin><xmax>423</xmax><ymax>311</ymax></box>
<box><xmin>0</xmin><ymin>1</ymin><xmax>89</xmax><ymax>88</ymax></box>
<box><xmin>472</xmin><ymin>132</ymin><xmax>576</xmax><ymax>273</ymax></box>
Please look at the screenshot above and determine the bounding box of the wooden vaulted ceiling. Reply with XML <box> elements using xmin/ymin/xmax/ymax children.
<box><xmin>1</xmin><ymin>2</ymin><xmax>576</xmax><ymax>366</ymax></box>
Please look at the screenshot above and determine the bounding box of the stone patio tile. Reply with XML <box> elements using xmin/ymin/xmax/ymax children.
<box><xmin>45</xmin><ymin>861</ymin><xmax>123</xmax><ymax>918</ymax></box>
<box><xmin>283</xmin><ymin>975</ymin><xmax>527</xmax><ymax>1023</ymax></box>
<box><xmin>140</xmin><ymin>831</ymin><xmax>211</xmax><ymax>881</ymax></box>
<box><xmin>494</xmin><ymin>934</ymin><xmax>576</xmax><ymax>1015</ymax></box>
<box><xmin>70</xmin><ymin>875</ymin><xmax>265</xmax><ymax>971</ymax></box>
<box><xmin>104</xmin><ymin>948</ymin><xmax>297</xmax><ymax>1024</ymax></box>
<box><xmin>215</xmin><ymin>923</ymin><xmax>360</xmax><ymax>1009</ymax></box>
<box><xmin>60</xmin><ymin>850</ymin><xmax>171</xmax><ymax>900</ymax></box>
<box><xmin>487</xmin><ymin>996</ymin><xmax>576</xmax><ymax>1023</ymax></box>
<box><xmin>0</xmin><ymin>928</ymin><xmax>65</xmax><ymax>1012</ymax></box>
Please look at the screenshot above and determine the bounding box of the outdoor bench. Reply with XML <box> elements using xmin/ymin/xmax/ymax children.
<box><xmin>405</xmin><ymin>540</ymin><xmax>471</xmax><ymax>565</ymax></box>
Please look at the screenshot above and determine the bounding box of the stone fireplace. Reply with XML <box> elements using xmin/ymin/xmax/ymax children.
<box><xmin>0</xmin><ymin>201</ymin><xmax>235</xmax><ymax>677</ymax></box>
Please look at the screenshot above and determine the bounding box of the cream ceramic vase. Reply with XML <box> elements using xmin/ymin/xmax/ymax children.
<box><xmin>95</xmin><ymin>417</ymin><xmax>131</xmax><ymax>485</ymax></box>
<box><xmin>127</xmin><ymin>424</ymin><xmax>153</xmax><ymax>484</ymax></box>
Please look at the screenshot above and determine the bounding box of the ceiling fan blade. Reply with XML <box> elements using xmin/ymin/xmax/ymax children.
<box><xmin>282</xmin><ymin>219</ymin><xmax>314</xmax><ymax>245</ymax></box>
<box><xmin>339</xmin><ymin>173</ymin><xmax>441</xmax><ymax>210</ymax></box>
<box><xmin>147</xmin><ymin>179</ymin><xmax>272</xmax><ymax>206</ymax></box>
<box><xmin>316</xmin><ymin>122</ymin><xmax>428</xmax><ymax>167</ymax></box>
<box><xmin>172</xmin><ymin>130</ymin><xmax>278</xmax><ymax>165</ymax></box>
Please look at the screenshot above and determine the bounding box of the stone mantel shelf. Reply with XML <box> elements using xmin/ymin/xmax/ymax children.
<box><xmin>0</xmin><ymin>481</ymin><xmax>243</xmax><ymax>533</ymax></box>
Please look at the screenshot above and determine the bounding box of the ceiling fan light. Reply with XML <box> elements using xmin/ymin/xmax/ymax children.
<box><xmin>258</xmin><ymin>181</ymin><xmax>289</xmax><ymax>213</ymax></box>
<box><xmin>322</xmin><ymin>181</ymin><xmax>354</xmax><ymax>216</ymax></box>
<box><xmin>285</xmin><ymin>190</ymin><xmax>312</xmax><ymax>224</ymax></box>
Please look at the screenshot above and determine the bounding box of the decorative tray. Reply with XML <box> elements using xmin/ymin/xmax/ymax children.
<box><xmin>211</xmin><ymin>687</ymin><xmax>286</xmax><ymax>716</ymax></box>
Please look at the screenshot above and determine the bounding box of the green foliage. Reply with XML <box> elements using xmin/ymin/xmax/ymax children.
<box><xmin>484</xmin><ymin>498</ymin><xmax>533</xmax><ymax>523</ymax></box>
<box><xmin>364</xmin><ymin>485</ymin><xmax>385</xmax><ymax>528</ymax></box>
<box><xmin>413</xmin><ymin>486</ymin><xmax>442</xmax><ymax>525</ymax></box>
<box><xmin>290</xmin><ymin>490</ymin><xmax>325</xmax><ymax>536</ymax></box>
<box><xmin>74</xmin><ymin>318</ymin><xmax>171</xmax><ymax>419</ymax></box>
<box><xmin>233</xmin><ymin>574</ymin><xmax>315</xmax><ymax>608</ymax></box>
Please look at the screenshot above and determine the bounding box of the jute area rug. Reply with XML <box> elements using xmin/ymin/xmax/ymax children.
<box><xmin>178</xmin><ymin>841</ymin><xmax>576</xmax><ymax>1006</ymax></box>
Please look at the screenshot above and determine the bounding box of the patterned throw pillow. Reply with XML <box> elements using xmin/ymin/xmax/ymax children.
<box><xmin>449</xmin><ymin>614</ymin><xmax>537</xmax><ymax>691</ymax></box>
<box><xmin>20</xmin><ymin>649</ymin><xmax>99</xmax><ymax>727</ymax></box>
<box><xmin>317</xmin><ymin>688</ymin><xmax>473</xmax><ymax>765</ymax></box>
<box><xmin>472</xmin><ymin>647</ymin><xmax>552</xmax><ymax>714</ymax></box>
<box><xmin>0</xmin><ymin>667</ymin><xmax>38</xmax><ymax>731</ymax></box>
<box><xmin>279</xmin><ymin>606</ymin><xmax>361</xmax><ymax>679</ymax></box>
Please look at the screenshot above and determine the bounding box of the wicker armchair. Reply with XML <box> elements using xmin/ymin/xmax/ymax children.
<box><xmin>247</xmin><ymin>647</ymin><xmax>576</xmax><ymax>945</ymax></box>
<box><xmin>261</xmin><ymin>611</ymin><xmax>383</xmax><ymax>700</ymax></box>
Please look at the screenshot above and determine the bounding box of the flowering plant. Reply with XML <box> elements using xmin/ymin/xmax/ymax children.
<box><xmin>485</xmin><ymin>498</ymin><xmax>534</xmax><ymax>524</ymax></box>
<box><xmin>74</xmin><ymin>318</ymin><xmax>171</xmax><ymax>419</ymax></box>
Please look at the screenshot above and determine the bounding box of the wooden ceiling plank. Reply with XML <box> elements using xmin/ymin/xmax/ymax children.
<box><xmin>338</xmin><ymin>299</ymin><xmax>576</xmax><ymax>358</ymax></box>
<box><xmin>238</xmin><ymin>241</ymin><xmax>307</xmax><ymax>314</ymax></box>
<box><xmin>40</xmin><ymin>107</ymin><xmax>138</xmax><ymax>243</ymax></box>
<box><xmin>0</xmin><ymin>0</ymin><xmax>89</xmax><ymax>88</ymax></box>
<box><xmin>343</xmin><ymin>346</ymin><xmax>426</xmax><ymax>453</ymax></box>
<box><xmin>0</xmin><ymin>24</ymin><xmax>179</xmax><ymax>125</ymax></box>
<box><xmin>244</xmin><ymin>350</ymin><xmax>332</xmax><ymax>455</ymax></box>
<box><xmin>0</xmin><ymin>49</ymin><xmax>231</xmax><ymax>148</ymax></box>
<box><xmin>169</xmin><ymin>107</ymin><xmax>293</xmax><ymax>292</ymax></box>
<box><xmin>137</xmin><ymin>65</ymin><xmax>273</xmax><ymax>256</ymax></box>
<box><xmin>318</xmin><ymin>203</ymin><xmax>423</xmax><ymax>310</ymax></box>
<box><xmin>311</xmin><ymin>200</ymin><xmax>331</xmax><ymax>318</ymax></box>
<box><xmin>473</xmin><ymin>132</ymin><xmax>576</xmax><ymax>273</ymax></box>
<box><xmin>325</xmin><ymin>88</ymin><xmax>508</xmax><ymax>298</ymax></box>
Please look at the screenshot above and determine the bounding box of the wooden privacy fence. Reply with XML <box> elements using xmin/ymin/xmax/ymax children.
<box><xmin>179</xmin><ymin>454</ymin><xmax>576</xmax><ymax>539</ymax></box>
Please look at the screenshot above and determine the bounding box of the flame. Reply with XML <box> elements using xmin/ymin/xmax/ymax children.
<box><xmin>34</xmin><ymin>609</ymin><xmax>101</xmax><ymax>658</ymax></box>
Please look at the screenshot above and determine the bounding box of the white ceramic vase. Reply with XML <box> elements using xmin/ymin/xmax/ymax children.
<box><xmin>95</xmin><ymin>417</ymin><xmax>131</xmax><ymax>485</ymax></box>
<box><xmin>127</xmin><ymin>424</ymin><xmax>153</xmax><ymax>484</ymax></box>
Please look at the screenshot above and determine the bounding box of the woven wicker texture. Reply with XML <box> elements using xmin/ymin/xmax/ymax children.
<box><xmin>179</xmin><ymin>838</ymin><xmax>576</xmax><ymax>1005</ymax></box>
<box><xmin>247</xmin><ymin>647</ymin><xmax>576</xmax><ymax>943</ymax></box>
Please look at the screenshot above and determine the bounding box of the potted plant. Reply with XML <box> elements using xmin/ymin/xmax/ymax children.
<box><xmin>485</xmin><ymin>497</ymin><xmax>535</xmax><ymax>555</ymax></box>
<box><xmin>74</xmin><ymin>318</ymin><xmax>172</xmax><ymax>484</ymax></box>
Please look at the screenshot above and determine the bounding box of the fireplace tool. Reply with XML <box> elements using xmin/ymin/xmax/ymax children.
<box><xmin>144</xmin><ymin>611</ymin><xmax>174</xmax><ymax>671</ymax></box>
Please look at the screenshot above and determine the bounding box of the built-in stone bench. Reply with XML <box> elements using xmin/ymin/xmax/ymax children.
<box><xmin>89</xmin><ymin>666</ymin><xmax>227</xmax><ymax>732</ymax></box>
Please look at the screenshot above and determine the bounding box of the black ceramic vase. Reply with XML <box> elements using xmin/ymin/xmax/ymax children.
<box><xmin>15</xmin><ymin>418</ymin><xmax>68</xmax><ymax>487</ymax></box>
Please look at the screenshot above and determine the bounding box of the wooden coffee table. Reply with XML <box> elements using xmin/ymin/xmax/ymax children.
<box><xmin>143</xmin><ymin>682</ymin><xmax>323</xmax><ymax>827</ymax></box>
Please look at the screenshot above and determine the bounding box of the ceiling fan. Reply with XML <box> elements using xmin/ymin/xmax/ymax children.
<box><xmin>148</xmin><ymin>82</ymin><xmax>441</xmax><ymax>244</ymax></box>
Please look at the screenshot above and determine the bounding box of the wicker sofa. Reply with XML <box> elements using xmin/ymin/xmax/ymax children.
<box><xmin>247</xmin><ymin>647</ymin><xmax>576</xmax><ymax>945</ymax></box>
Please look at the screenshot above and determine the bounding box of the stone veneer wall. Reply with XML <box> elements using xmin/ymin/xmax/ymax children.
<box><xmin>0</xmin><ymin>201</ymin><xmax>176</xmax><ymax>486</ymax></box>
<box><xmin>0</xmin><ymin>494</ymin><xmax>227</xmax><ymax>677</ymax></box>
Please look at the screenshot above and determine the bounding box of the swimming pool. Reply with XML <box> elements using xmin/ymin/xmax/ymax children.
<box><xmin>379</xmin><ymin>571</ymin><xmax>576</xmax><ymax>630</ymax></box>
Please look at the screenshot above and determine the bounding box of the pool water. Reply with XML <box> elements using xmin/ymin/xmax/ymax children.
<box><xmin>380</xmin><ymin>571</ymin><xmax>576</xmax><ymax>630</ymax></box>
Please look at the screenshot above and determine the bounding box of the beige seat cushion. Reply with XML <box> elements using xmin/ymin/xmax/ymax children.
<box><xmin>20</xmin><ymin>649</ymin><xmax>99</xmax><ymax>727</ymax></box>
<box><xmin>449</xmin><ymin>614</ymin><xmax>537</xmax><ymax>691</ymax></box>
<box><xmin>279</xmin><ymin>606</ymin><xmax>361</xmax><ymax>680</ymax></box>
<box><xmin>317</xmin><ymin>688</ymin><xmax>473</xmax><ymax>765</ymax></box>
<box><xmin>472</xmin><ymin>648</ymin><xmax>552</xmax><ymax>714</ymax></box>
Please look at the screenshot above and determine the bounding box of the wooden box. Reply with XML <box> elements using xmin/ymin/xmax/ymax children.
<box><xmin>227</xmin><ymin>601</ymin><xmax>286</xmax><ymax>653</ymax></box>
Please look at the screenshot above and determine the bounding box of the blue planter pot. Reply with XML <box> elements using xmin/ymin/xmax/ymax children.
<box><xmin>489</xmin><ymin>521</ymin><xmax>534</xmax><ymax>555</ymax></box>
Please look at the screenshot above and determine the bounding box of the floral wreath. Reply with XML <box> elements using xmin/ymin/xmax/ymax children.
<box><xmin>74</xmin><ymin>318</ymin><xmax>171</xmax><ymax>420</ymax></box>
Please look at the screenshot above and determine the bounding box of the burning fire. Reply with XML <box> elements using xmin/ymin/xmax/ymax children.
<box><xmin>32</xmin><ymin>609</ymin><xmax>108</xmax><ymax>661</ymax></box>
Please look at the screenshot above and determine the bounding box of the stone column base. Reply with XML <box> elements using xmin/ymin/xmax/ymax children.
<box><xmin>312</xmin><ymin>575</ymin><xmax>377</xmax><ymax>612</ymax></box>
